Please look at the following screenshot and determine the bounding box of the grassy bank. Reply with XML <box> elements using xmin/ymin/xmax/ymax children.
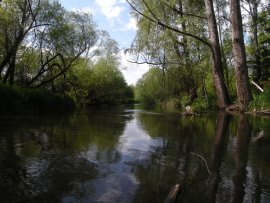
<box><xmin>0</xmin><ymin>85</ymin><xmax>76</xmax><ymax>114</ymax></box>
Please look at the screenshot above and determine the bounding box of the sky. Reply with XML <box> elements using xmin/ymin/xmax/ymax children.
<box><xmin>58</xmin><ymin>0</ymin><xmax>149</xmax><ymax>85</ymax></box>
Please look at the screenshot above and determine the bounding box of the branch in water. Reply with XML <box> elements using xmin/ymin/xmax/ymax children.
<box><xmin>191</xmin><ymin>152</ymin><xmax>211</xmax><ymax>176</ymax></box>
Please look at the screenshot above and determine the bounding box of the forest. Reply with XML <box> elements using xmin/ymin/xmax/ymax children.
<box><xmin>1</xmin><ymin>1</ymin><xmax>270</xmax><ymax>202</ymax></box>
<box><xmin>129</xmin><ymin>0</ymin><xmax>270</xmax><ymax>114</ymax></box>
<box><xmin>0</xmin><ymin>0</ymin><xmax>269</xmax><ymax>114</ymax></box>
<box><xmin>0</xmin><ymin>0</ymin><xmax>134</xmax><ymax>113</ymax></box>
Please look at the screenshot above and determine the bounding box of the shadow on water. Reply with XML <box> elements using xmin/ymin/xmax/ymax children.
<box><xmin>0</xmin><ymin>106</ymin><xmax>270</xmax><ymax>202</ymax></box>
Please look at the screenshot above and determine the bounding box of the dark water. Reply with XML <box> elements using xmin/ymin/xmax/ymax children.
<box><xmin>0</xmin><ymin>105</ymin><xmax>270</xmax><ymax>203</ymax></box>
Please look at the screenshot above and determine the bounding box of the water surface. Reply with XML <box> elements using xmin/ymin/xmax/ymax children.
<box><xmin>0</xmin><ymin>106</ymin><xmax>270</xmax><ymax>202</ymax></box>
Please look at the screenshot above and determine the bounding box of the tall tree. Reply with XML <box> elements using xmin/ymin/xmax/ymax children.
<box><xmin>127</xmin><ymin>0</ymin><xmax>231</xmax><ymax>109</ymax></box>
<box><xmin>0</xmin><ymin>0</ymin><xmax>41</xmax><ymax>85</ymax></box>
<box><xmin>204</xmin><ymin>0</ymin><xmax>230</xmax><ymax>108</ymax></box>
<box><xmin>244</xmin><ymin>1</ymin><xmax>270</xmax><ymax>83</ymax></box>
<box><xmin>230</xmin><ymin>0</ymin><xmax>252</xmax><ymax>111</ymax></box>
<box><xmin>245</xmin><ymin>0</ymin><xmax>261</xmax><ymax>82</ymax></box>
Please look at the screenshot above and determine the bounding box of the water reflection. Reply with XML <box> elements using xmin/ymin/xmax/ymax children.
<box><xmin>233</xmin><ymin>115</ymin><xmax>252</xmax><ymax>203</ymax></box>
<box><xmin>0</xmin><ymin>107</ymin><xmax>270</xmax><ymax>202</ymax></box>
<box><xmin>207</xmin><ymin>112</ymin><xmax>231</xmax><ymax>203</ymax></box>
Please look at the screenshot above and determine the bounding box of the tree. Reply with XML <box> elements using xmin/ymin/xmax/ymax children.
<box><xmin>0</xmin><ymin>0</ymin><xmax>98</xmax><ymax>90</ymax></box>
<box><xmin>26</xmin><ymin>9</ymin><xmax>98</xmax><ymax>88</ymax></box>
<box><xmin>126</xmin><ymin>0</ymin><xmax>230</xmax><ymax>109</ymax></box>
<box><xmin>0</xmin><ymin>0</ymin><xmax>42</xmax><ymax>85</ymax></box>
<box><xmin>135</xmin><ymin>67</ymin><xmax>172</xmax><ymax>106</ymax></box>
<box><xmin>230</xmin><ymin>0</ymin><xmax>252</xmax><ymax>110</ymax></box>
<box><xmin>245</xmin><ymin>1</ymin><xmax>270</xmax><ymax>84</ymax></box>
<box><xmin>204</xmin><ymin>0</ymin><xmax>230</xmax><ymax>108</ymax></box>
<box><xmin>86</xmin><ymin>57</ymin><xmax>129</xmax><ymax>105</ymax></box>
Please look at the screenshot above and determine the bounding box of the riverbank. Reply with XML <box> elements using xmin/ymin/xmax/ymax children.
<box><xmin>0</xmin><ymin>85</ymin><xmax>76</xmax><ymax>114</ymax></box>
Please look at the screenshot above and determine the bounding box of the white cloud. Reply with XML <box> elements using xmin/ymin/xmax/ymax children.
<box><xmin>95</xmin><ymin>0</ymin><xmax>125</xmax><ymax>20</ymax></box>
<box><xmin>125</xmin><ymin>17</ymin><xmax>138</xmax><ymax>31</ymax></box>
<box><xmin>119</xmin><ymin>51</ymin><xmax>150</xmax><ymax>85</ymax></box>
<box><xmin>71</xmin><ymin>7</ymin><xmax>95</xmax><ymax>15</ymax></box>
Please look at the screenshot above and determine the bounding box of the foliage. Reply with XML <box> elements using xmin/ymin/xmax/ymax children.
<box><xmin>86</xmin><ymin>58</ymin><xmax>130</xmax><ymax>105</ymax></box>
<box><xmin>62</xmin><ymin>57</ymin><xmax>134</xmax><ymax>106</ymax></box>
<box><xmin>248</xmin><ymin>89</ymin><xmax>270</xmax><ymax>110</ymax></box>
<box><xmin>0</xmin><ymin>85</ymin><xmax>76</xmax><ymax>113</ymax></box>
<box><xmin>135</xmin><ymin>68</ymin><xmax>171</xmax><ymax>106</ymax></box>
<box><xmin>0</xmin><ymin>0</ymin><xmax>98</xmax><ymax>87</ymax></box>
<box><xmin>129</xmin><ymin>0</ymin><xmax>270</xmax><ymax>111</ymax></box>
<box><xmin>191</xmin><ymin>98</ymin><xmax>208</xmax><ymax>113</ymax></box>
<box><xmin>246</xmin><ymin>1</ymin><xmax>270</xmax><ymax>83</ymax></box>
<box><xmin>0</xmin><ymin>0</ymin><xmax>133</xmax><ymax>110</ymax></box>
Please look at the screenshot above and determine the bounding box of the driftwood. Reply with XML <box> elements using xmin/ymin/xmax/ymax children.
<box><xmin>164</xmin><ymin>184</ymin><xmax>181</xmax><ymax>203</ymax></box>
<box><xmin>225</xmin><ymin>104</ymin><xmax>240</xmax><ymax>112</ymax></box>
<box><xmin>248</xmin><ymin>109</ymin><xmax>270</xmax><ymax>116</ymax></box>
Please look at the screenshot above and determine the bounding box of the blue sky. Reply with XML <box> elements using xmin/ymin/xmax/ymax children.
<box><xmin>59</xmin><ymin>0</ymin><xmax>150</xmax><ymax>85</ymax></box>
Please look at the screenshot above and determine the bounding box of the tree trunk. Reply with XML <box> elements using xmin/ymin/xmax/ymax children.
<box><xmin>216</xmin><ymin>1</ymin><xmax>231</xmax><ymax>91</ymax></box>
<box><xmin>230</xmin><ymin>0</ymin><xmax>252</xmax><ymax>111</ymax></box>
<box><xmin>204</xmin><ymin>0</ymin><xmax>231</xmax><ymax>109</ymax></box>
<box><xmin>249</xmin><ymin>0</ymin><xmax>261</xmax><ymax>82</ymax></box>
<box><xmin>8</xmin><ymin>53</ymin><xmax>16</xmax><ymax>85</ymax></box>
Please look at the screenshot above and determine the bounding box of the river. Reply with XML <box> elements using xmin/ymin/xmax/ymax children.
<box><xmin>0</xmin><ymin>105</ymin><xmax>270</xmax><ymax>202</ymax></box>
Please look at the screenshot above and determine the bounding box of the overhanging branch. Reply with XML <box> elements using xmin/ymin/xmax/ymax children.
<box><xmin>126</xmin><ymin>0</ymin><xmax>211</xmax><ymax>47</ymax></box>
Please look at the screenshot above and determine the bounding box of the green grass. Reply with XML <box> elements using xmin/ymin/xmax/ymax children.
<box><xmin>248</xmin><ymin>89</ymin><xmax>270</xmax><ymax>111</ymax></box>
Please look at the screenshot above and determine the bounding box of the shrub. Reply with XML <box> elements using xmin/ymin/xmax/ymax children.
<box><xmin>191</xmin><ymin>98</ymin><xmax>208</xmax><ymax>114</ymax></box>
<box><xmin>0</xmin><ymin>85</ymin><xmax>76</xmax><ymax>114</ymax></box>
<box><xmin>248</xmin><ymin>89</ymin><xmax>270</xmax><ymax>111</ymax></box>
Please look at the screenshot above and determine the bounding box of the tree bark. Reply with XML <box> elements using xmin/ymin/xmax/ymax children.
<box><xmin>204</xmin><ymin>0</ymin><xmax>231</xmax><ymax>109</ymax></box>
<box><xmin>249</xmin><ymin>0</ymin><xmax>261</xmax><ymax>82</ymax></box>
<box><xmin>230</xmin><ymin>0</ymin><xmax>252</xmax><ymax>111</ymax></box>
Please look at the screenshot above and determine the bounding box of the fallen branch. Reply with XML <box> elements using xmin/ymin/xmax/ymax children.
<box><xmin>251</xmin><ymin>80</ymin><xmax>264</xmax><ymax>92</ymax></box>
<box><xmin>249</xmin><ymin>109</ymin><xmax>270</xmax><ymax>115</ymax></box>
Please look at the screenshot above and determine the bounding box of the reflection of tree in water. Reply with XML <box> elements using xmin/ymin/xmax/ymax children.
<box><xmin>206</xmin><ymin>112</ymin><xmax>231</xmax><ymax>202</ymax></box>
<box><xmin>232</xmin><ymin>114</ymin><xmax>252</xmax><ymax>203</ymax></box>
<box><xmin>0</xmin><ymin>135</ymin><xmax>27</xmax><ymax>202</ymax></box>
<box><xmin>249</xmin><ymin>117</ymin><xmax>270</xmax><ymax>202</ymax></box>
<box><xmin>131</xmin><ymin>112</ymin><xmax>270</xmax><ymax>203</ymax></box>
<box><xmin>22</xmin><ymin>154</ymin><xmax>98</xmax><ymax>202</ymax></box>
<box><xmin>132</xmin><ymin>112</ymin><xmax>217</xmax><ymax>203</ymax></box>
<box><xmin>0</xmin><ymin>108</ymin><xmax>131</xmax><ymax>202</ymax></box>
<box><xmin>1</xmin><ymin>109</ymin><xmax>270</xmax><ymax>202</ymax></box>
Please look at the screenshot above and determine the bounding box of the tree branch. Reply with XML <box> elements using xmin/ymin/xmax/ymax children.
<box><xmin>127</xmin><ymin>59</ymin><xmax>165</xmax><ymax>65</ymax></box>
<box><xmin>126</xmin><ymin>0</ymin><xmax>211</xmax><ymax>47</ymax></box>
<box><xmin>163</xmin><ymin>1</ymin><xmax>207</xmax><ymax>20</ymax></box>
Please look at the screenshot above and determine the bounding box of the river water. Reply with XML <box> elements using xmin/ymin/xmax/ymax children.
<box><xmin>0</xmin><ymin>105</ymin><xmax>270</xmax><ymax>202</ymax></box>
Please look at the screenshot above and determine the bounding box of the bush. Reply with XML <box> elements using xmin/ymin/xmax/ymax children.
<box><xmin>191</xmin><ymin>98</ymin><xmax>208</xmax><ymax>113</ymax></box>
<box><xmin>0</xmin><ymin>85</ymin><xmax>76</xmax><ymax>114</ymax></box>
<box><xmin>248</xmin><ymin>89</ymin><xmax>270</xmax><ymax>111</ymax></box>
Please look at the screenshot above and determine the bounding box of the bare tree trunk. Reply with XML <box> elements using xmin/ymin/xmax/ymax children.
<box><xmin>204</xmin><ymin>0</ymin><xmax>231</xmax><ymax>109</ymax></box>
<box><xmin>230</xmin><ymin>0</ymin><xmax>252</xmax><ymax>111</ymax></box>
